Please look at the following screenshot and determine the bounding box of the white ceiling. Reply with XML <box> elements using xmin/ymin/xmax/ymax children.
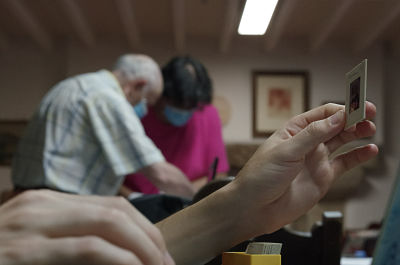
<box><xmin>0</xmin><ymin>0</ymin><xmax>400</xmax><ymax>54</ymax></box>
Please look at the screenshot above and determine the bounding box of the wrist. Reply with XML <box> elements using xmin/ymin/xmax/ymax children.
<box><xmin>226</xmin><ymin>178</ymin><xmax>286</xmax><ymax>237</ymax></box>
<box><xmin>212</xmin><ymin>180</ymin><xmax>265</xmax><ymax>242</ymax></box>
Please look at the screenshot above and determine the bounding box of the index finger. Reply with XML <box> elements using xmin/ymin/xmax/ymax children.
<box><xmin>285</xmin><ymin>101</ymin><xmax>376</xmax><ymax>135</ymax></box>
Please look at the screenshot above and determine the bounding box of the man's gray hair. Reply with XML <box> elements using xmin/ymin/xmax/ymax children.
<box><xmin>113</xmin><ymin>54</ymin><xmax>160</xmax><ymax>92</ymax></box>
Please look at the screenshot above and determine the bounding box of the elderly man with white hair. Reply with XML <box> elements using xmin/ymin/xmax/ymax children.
<box><xmin>11</xmin><ymin>54</ymin><xmax>195</xmax><ymax>198</ymax></box>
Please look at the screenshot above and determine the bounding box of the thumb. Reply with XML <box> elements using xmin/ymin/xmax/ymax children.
<box><xmin>283</xmin><ymin>110</ymin><xmax>345</xmax><ymax>159</ymax></box>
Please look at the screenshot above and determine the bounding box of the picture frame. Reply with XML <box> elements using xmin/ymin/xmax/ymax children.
<box><xmin>0</xmin><ymin>120</ymin><xmax>28</xmax><ymax>166</ymax></box>
<box><xmin>252</xmin><ymin>71</ymin><xmax>309</xmax><ymax>137</ymax></box>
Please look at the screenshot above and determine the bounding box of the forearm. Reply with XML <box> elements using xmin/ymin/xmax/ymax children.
<box><xmin>118</xmin><ymin>185</ymin><xmax>133</xmax><ymax>198</ymax></box>
<box><xmin>156</xmin><ymin>182</ymin><xmax>254</xmax><ymax>265</ymax></box>
<box><xmin>140</xmin><ymin>162</ymin><xmax>195</xmax><ymax>198</ymax></box>
<box><xmin>157</xmin><ymin>168</ymin><xmax>195</xmax><ymax>198</ymax></box>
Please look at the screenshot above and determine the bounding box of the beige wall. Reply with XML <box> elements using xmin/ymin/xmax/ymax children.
<box><xmin>0</xmin><ymin>43</ymin><xmax>66</xmax><ymax>120</ymax></box>
<box><xmin>0</xmin><ymin>39</ymin><xmax>397</xmax><ymax>229</ymax></box>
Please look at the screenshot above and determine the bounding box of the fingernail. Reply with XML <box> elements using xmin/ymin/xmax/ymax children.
<box><xmin>164</xmin><ymin>252</ymin><xmax>175</xmax><ymax>265</ymax></box>
<box><xmin>329</xmin><ymin>110</ymin><xmax>344</xmax><ymax>125</ymax></box>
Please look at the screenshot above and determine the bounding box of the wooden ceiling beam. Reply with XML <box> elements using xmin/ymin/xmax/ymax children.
<box><xmin>58</xmin><ymin>0</ymin><xmax>95</xmax><ymax>47</ymax></box>
<box><xmin>172</xmin><ymin>0</ymin><xmax>185</xmax><ymax>52</ymax></box>
<box><xmin>219</xmin><ymin>0</ymin><xmax>240</xmax><ymax>53</ymax></box>
<box><xmin>3</xmin><ymin>0</ymin><xmax>52</xmax><ymax>51</ymax></box>
<box><xmin>310</xmin><ymin>0</ymin><xmax>354</xmax><ymax>52</ymax></box>
<box><xmin>354</xmin><ymin>2</ymin><xmax>400</xmax><ymax>52</ymax></box>
<box><xmin>264</xmin><ymin>0</ymin><xmax>299</xmax><ymax>52</ymax></box>
<box><xmin>114</xmin><ymin>0</ymin><xmax>141</xmax><ymax>49</ymax></box>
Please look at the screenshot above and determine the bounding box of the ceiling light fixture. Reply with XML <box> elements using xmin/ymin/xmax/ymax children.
<box><xmin>238</xmin><ymin>0</ymin><xmax>279</xmax><ymax>35</ymax></box>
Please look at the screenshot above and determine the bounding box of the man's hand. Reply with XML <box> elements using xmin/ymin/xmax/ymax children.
<box><xmin>0</xmin><ymin>190</ymin><xmax>174</xmax><ymax>265</ymax></box>
<box><xmin>234</xmin><ymin>102</ymin><xmax>378</xmax><ymax>233</ymax></box>
<box><xmin>157</xmin><ymin>102</ymin><xmax>378</xmax><ymax>265</ymax></box>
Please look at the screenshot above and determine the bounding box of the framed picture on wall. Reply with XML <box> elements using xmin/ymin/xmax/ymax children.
<box><xmin>252</xmin><ymin>71</ymin><xmax>309</xmax><ymax>137</ymax></box>
<box><xmin>0</xmin><ymin>120</ymin><xmax>28</xmax><ymax>166</ymax></box>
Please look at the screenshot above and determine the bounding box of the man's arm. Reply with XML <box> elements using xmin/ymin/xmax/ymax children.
<box><xmin>157</xmin><ymin>102</ymin><xmax>378</xmax><ymax>265</ymax></box>
<box><xmin>138</xmin><ymin>161</ymin><xmax>195</xmax><ymax>199</ymax></box>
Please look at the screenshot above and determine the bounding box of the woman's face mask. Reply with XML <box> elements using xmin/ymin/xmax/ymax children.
<box><xmin>133</xmin><ymin>100</ymin><xmax>148</xmax><ymax>119</ymax></box>
<box><xmin>163</xmin><ymin>105</ymin><xmax>194</xmax><ymax>127</ymax></box>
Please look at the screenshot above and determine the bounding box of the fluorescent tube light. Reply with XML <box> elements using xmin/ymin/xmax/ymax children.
<box><xmin>238</xmin><ymin>0</ymin><xmax>279</xmax><ymax>35</ymax></box>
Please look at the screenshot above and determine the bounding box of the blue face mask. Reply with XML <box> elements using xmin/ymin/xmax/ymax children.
<box><xmin>164</xmin><ymin>105</ymin><xmax>193</xmax><ymax>127</ymax></box>
<box><xmin>133</xmin><ymin>100</ymin><xmax>148</xmax><ymax>119</ymax></box>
